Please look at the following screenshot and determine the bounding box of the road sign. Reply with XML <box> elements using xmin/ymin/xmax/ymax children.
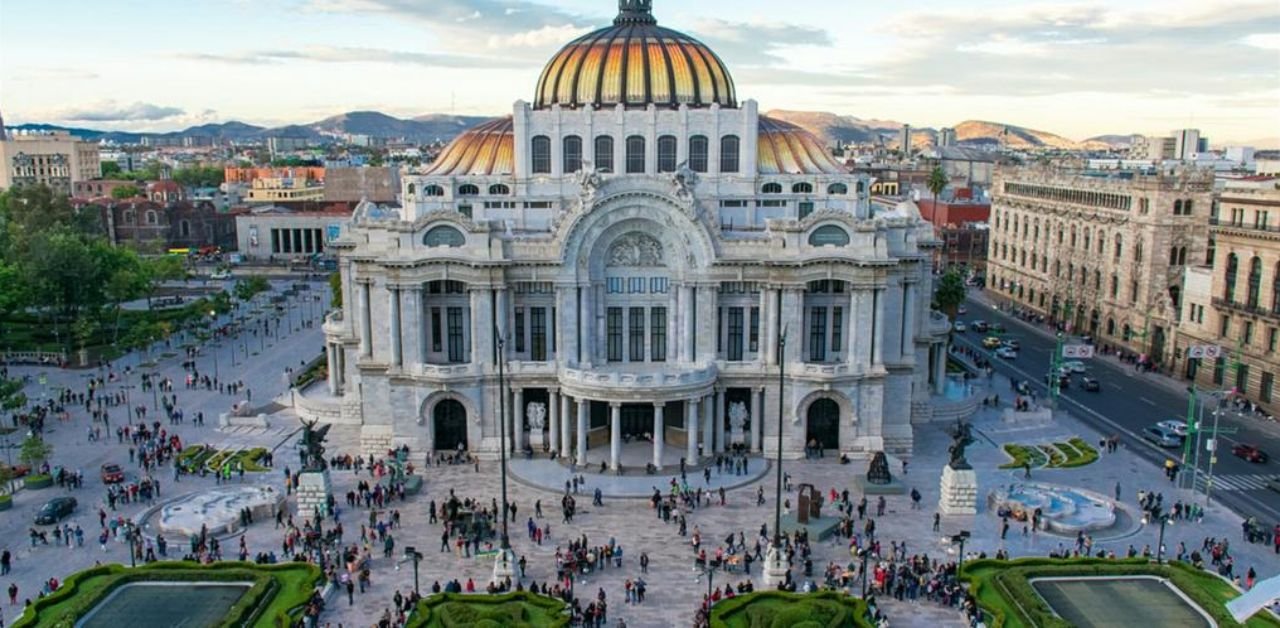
<box><xmin>1062</xmin><ymin>344</ymin><xmax>1095</xmax><ymax>359</ymax></box>
<box><xmin>1188</xmin><ymin>345</ymin><xmax>1222</xmax><ymax>359</ymax></box>
<box><xmin>1207</xmin><ymin>438</ymin><xmax>1216</xmax><ymax>452</ymax></box>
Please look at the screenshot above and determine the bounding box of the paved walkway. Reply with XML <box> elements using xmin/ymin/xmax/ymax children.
<box><xmin>509</xmin><ymin>448</ymin><xmax>770</xmax><ymax>499</ymax></box>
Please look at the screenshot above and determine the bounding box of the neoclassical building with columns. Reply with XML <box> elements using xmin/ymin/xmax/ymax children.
<box><xmin>317</xmin><ymin>0</ymin><xmax>948</xmax><ymax>465</ymax></box>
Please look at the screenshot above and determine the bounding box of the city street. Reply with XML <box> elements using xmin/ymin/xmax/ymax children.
<box><xmin>956</xmin><ymin>292</ymin><xmax>1280</xmax><ymax>524</ymax></box>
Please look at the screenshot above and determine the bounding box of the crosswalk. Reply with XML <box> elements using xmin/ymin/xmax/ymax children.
<box><xmin>1191</xmin><ymin>473</ymin><xmax>1280</xmax><ymax>492</ymax></box>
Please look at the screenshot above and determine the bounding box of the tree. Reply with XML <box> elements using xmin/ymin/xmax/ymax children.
<box><xmin>172</xmin><ymin>166</ymin><xmax>225</xmax><ymax>188</ymax></box>
<box><xmin>933</xmin><ymin>269</ymin><xmax>967</xmax><ymax>318</ymax></box>
<box><xmin>328</xmin><ymin>272</ymin><xmax>342</xmax><ymax>309</ymax></box>
<box><xmin>234</xmin><ymin>275</ymin><xmax>271</xmax><ymax>303</ymax></box>
<box><xmin>18</xmin><ymin>435</ymin><xmax>53</xmax><ymax>469</ymax></box>
<box><xmin>927</xmin><ymin>166</ymin><xmax>948</xmax><ymax>201</ymax></box>
<box><xmin>100</xmin><ymin>161</ymin><xmax>123</xmax><ymax>178</ymax></box>
<box><xmin>110</xmin><ymin>185</ymin><xmax>142</xmax><ymax>199</ymax></box>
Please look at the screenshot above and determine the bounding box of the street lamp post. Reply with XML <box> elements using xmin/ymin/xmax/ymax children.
<box><xmin>209</xmin><ymin>311</ymin><xmax>220</xmax><ymax>380</ymax></box>
<box><xmin>1142</xmin><ymin>507</ymin><xmax>1172</xmax><ymax>564</ymax></box>
<box><xmin>404</xmin><ymin>546</ymin><xmax>423</xmax><ymax>595</ymax></box>
<box><xmin>696</xmin><ymin>557</ymin><xmax>723</xmax><ymax>607</ymax></box>
<box><xmin>858</xmin><ymin>547</ymin><xmax>870</xmax><ymax>598</ymax></box>
<box><xmin>763</xmin><ymin>327</ymin><xmax>789</xmax><ymax>588</ymax></box>
<box><xmin>492</xmin><ymin>330</ymin><xmax>514</xmax><ymax>585</ymax></box>
<box><xmin>951</xmin><ymin>530</ymin><xmax>971</xmax><ymax>575</ymax></box>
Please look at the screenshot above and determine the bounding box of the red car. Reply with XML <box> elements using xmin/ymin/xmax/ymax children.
<box><xmin>100</xmin><ymin>463</ymin><xmax>125</xmax><ymax>484</ymax></box>
<box><xmin>1232</xmin><ymin>444</ymin><xmax>1269</xmax><ymax>464</ymax></box>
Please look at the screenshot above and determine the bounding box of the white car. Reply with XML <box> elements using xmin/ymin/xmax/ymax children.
<box><xmin>995</xmin><ymin>347</ymin><xmax>1018</xmax><ymax>359</ymax></box>
<box><xmin>954</xmin><ymin>322</ymin><xmax>967</xmax><ymax>332</ymax></box>
<box><xmin>1062</xmin><ymin>360</ymin><xmax>1087</xmax><ymax>373</ymax></box>
<box><xmin>211</xmin><ymin>269</ymin><xmax>233</xmax><ymax>280</ymax></box>
<box><xmin>958</xmin><ymin>306</ymin><xmax>968</xmax><ymax>315</ymax></box>
<box><xmin>1155</xmin><ymin>419</ymin><xmax>1189</xmax><ymax>438</ymax></box>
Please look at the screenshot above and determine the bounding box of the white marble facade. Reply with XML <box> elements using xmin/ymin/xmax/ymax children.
<box><xmin>320</xmin><ymin>1</ymin><xmax>943</xmax><ymax>464</ymax></box>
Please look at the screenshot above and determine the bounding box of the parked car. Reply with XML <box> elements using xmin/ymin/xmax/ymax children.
<box><xmin>953</xmin><ymin>322</ymin><xmax>967</xmax><ymax>332</ymax></box>
<box><xmin>1080</xmin><ymin>377</ymin><xmax>1101</xmax><ymax>392</ymax></box>
<box><xmin>210</xmin><ymin>269</ymin><xmax>233</xmax><ymax>280</ymax></box>
<box><xmin>957</xmin><ymin>306</ymin><xmax>968</xmax><ymax>315</ymax></box>
<box><xmin>995</xmin><ymin>347</ymin><xmax>1018</xmax><ymax>360</ymax></box>
<box><xmin>971</xmin><ymin>321</ymin><xmax>989</xmax><ymax>333</ymax></box>
<box><xmin>983</xmin><ymin>336</ymin><xmax>1003</xmax><ymax>349</ymax></box>
<box><xmin>1155</xmin><ymin>419</ymin><xmax>1189</xmax><ymax>438</ymax></box>
<box><xmin>35</xmin><ymin>497</ymin><xmax>77</xmax><ymax>525</ymax></box>
<box><xmin>1045</xmin><ymin>372</ymin><xmax>1070</xmax><ymax>389</ymax></box>
<box><xmin>1232</xmin><ymin>443</ymin><xmax>1269</xmax><ymax>463</ymax></box>
<box><xmin>1062</xmin><ymin>361</ymin><xmax>1087</xmax><ymax>374</ymax></box>
<box><xmin>1143</xmin><ymin>425</ymin><xmax>1182</xmax><ymax>448</ymax></box>
<box><xmin>100</xmin><ymin>463</ymin><xmax>124</xmax><ymax>484</ymax></box>
<box><xmin>1001</xmin><ymin>338</ymin><xmax>1021</xmax><ymax>350</ymax></box>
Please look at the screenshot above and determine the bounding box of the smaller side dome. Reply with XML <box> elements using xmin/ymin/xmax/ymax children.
<box><xmin>423</xmin><ymin>117</ymin><xmax>514</xmax><ymax>177</ymax></box>
<box><xmin>757</xmin><ymin>116</ymin><xmax>846</xmax><ymax>175</ymax></box>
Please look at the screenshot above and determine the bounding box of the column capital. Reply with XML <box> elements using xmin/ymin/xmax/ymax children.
<box><xmin>547</xmin><ymin>387</ymin><xmax>560</xmax><ymax>395</ymax></box>
<box><xmin>652</xmin><ymin>401</ymin><xmax>666</xmax><ymax>409</ymax></box>
<box><xmin>609</xmin><ymin>401</ymin><xmax>622</xmax><ymax>409</ymax></box>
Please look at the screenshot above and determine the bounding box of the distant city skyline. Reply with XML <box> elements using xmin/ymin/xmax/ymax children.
<box><xmin>1</xmin><ymin>0</ymin><xmax>1277</xmax><ymax>144</ymax></box>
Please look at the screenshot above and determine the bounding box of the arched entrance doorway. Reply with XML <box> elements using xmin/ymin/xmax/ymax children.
<box><xmin>806</xmin><ymin>398</ymin><xmax>840</xmax><ymax>451</ymax></box>
<box><xmin>433</xmin><ymin>399</ymin><xmax>468</xmax><ymax>452</ymax></box>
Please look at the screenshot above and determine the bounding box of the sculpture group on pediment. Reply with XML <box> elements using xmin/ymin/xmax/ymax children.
<box><xmin>606</xmin><ymin>232</ymin><xmax>665</xmax><ymax>267</ymax></box>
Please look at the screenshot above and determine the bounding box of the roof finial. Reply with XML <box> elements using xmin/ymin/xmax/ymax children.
<box><xmin>615</xmin><ymin>0</ymin><xmax>656</xmax><ymax>25</ymax></box>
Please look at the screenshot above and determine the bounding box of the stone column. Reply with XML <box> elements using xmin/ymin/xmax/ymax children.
<box><xmin>696</xmin><ymin>285</ymin><xmax>719</xmax><ymax>363</ymax></box>
<box><xmin>557</xmin><ymin>287</ymin><xmax>578</xmax><ymax>364</ymax></box>
<box><xmin>358</xmin><ymin>282</ymin><xmax>372</xmax><ymax>358</ymax></box>
<box><xmin>667</xmin><ymin>287</ymin><xmax>679</xmax><ymax>362</ymax></box>
<box><xmin>326</xmin><ymin>344</ymin><xmax>339</xmax><ymax>395</ymax></box>
<box><xmin>548</xmin><ymin>389</ymin><xmax>560</xmax><ymax>455</ymax></box>
<box><xmin>576</xmin><ymin>398</ymin><xmax>589</xmax><ymax>463</ymax></box>
<box><xmin>848</xmin><ymin>288</ymin><xmax>863</xmax><ymax>369</ymax></box>
<box><xmin>679</xmin><ymin>285</ymin><xmax>695</xmax><ymax>363</ymax></box>
<box><xmin>495</xmin><ymin>288</ymin><xmax>510</xmax><ymax>358</ymax></box>
<box><xmin>714</xmin><ymin>388</ymin><xmax>726</xmax><ymax>454</ymax></box>
<box><xmin>388</xmin><ymin>286</ymin><xmax>403</xmax><ymax>368</ymax></box>
<box><xmin>653</xmin><ymin>402</ymin><xmax>665</xmax><ymax>469</ymax></box>
<box><xmin>407</xmin><ymin>285</ymin><xmax>425</xmax><ymax>368</ymax></box>
<box><xmin>934</xmin><ymin>345</ymin><xmax>947</xmax><ymax>394</ymax></box>
<box><xmin>761</xmin><ymin>287</ymin><xmax>776</xmax><ymax>365</ymax></box>
<box><xmin>512</xmin><ymin>388</ymin><xmax>524</xmax><ymax>453</ymax></box>
<box><xmin>872</xmin><ymin>287</ymin><xmax>885</xmax><ymax>366</ymax></box>
<box><xmin>702</xmin><ymin>393</ymin><xmax>714</xmax><ymax>458</ymax></box>
<box><xmin>853</xmin><ymin>288</ymin><xmax>873</xmax><ymax>370</ymax></box>
<box><xmin>609</xmin><ymin>402</ymin><xmax>622</xmax><ymax>471</ymax></box>
<box><xmin>901</xmin><ymin>282</ymin><xmax>916</xmax><ymax>362</ymax></box>
<box><xmin>686</xmin><ymin>398</ymin><xmax>699</xmax><ymax>462</ymax></box>
<box><xmin>780</xmin><ymin>288</ymin><xmax>804</xmax><ymax>363</ymax></box>
<box><xmin>470</xmin><ymin>288</ymin><xmax>493</xmax><ymax>365</ymax></box>
<box><xmin>750</xmin><ymin>387</ymin><xmax>763</xmax><ymax>453</ymax></box>
<box><xmin>561</xmin><ymin>393</ymin><xmax>573</xmax><ymax>456</ymax></box>
<box><xmin>577</xmin><ymin>285</ymin><xmax>591</xmax><ymax>364</ymax></box>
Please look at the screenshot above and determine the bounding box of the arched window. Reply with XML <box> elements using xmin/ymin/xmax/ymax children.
<box><xmin>1224</xmin><ymin>253</ymin><xmax>1239</xmax><ymax>302</ymax></box>
<box><xmin>407</xmin><ymin>183</ymin><xmax>416</xmax><ymax>195</ymax></box>
<box><xmin>145</xmin><ymin>210</ymin><xmax>158</xmax><ymax>225</ymax></box>
<box><xmin>1206</xmin><ymin>236</ymin><xmax>1215</xmax><ymax>266</ymax></box>
<box><xmin>1170</xmin><ymin>247</ymin><xmax>1180</xmax><ymax>266</ymax></box>
<box><xmin>1097</xmin><ymin>233</ymin><xmax>1105</xmax><ymax>254</ymax></box>
<box><xmin>1114</xmin><ymin>234</ymin><xmax>1123</xmax><ymax>259</ymax></box>
<box><xmin>594</xmin><ymin>136</ymin><xmax>614</xmax><ymax>173</ymax></box>
<box><xmin>423</xmin><ymin>184</ymin><xmax>444</xmax><ymax>197</ymax></box>
<box><xmin>688</xmin><ymin>135</ymin><xmax>709</xmax><ymax>173</ymax></box>
<box><xmin>1248</xmin><ymin>256</ymin><xmax>1263</xmax><ymax>308</ymax></box>
<box><xmin>656</xmin><ymin>135</ymin><xmax>677</xmax><ymax>173</ymax></box>
<box><xmin>179</xmin><ymin>220</ymin><xmax>190</xmax><ymax>238</ymax></box>
<box><xmin>792</xmin><ymin>182</ymin><xmax>813</xmax><ymax>194</ymax></box>
<box><xmin>827</xmin><ymin>183</ymin><xmax>847</xmax><ymax>195</ymax></box>
<box><xmin>1134</xmin><ymin>240</ymin><xmax>1143</xmax><ymax>263</ymax></box>
<box><xmin>457</xmin><ymin>184</ymin><xmax>479</xmax><ymax>196</ymax></box>
<box><xmin>1083</xmin><ymin>228</ymin><xmax>1091</xmax><ymax>251</ymax></box>
<box><xmin>625</xmin><ymin>135</ymin><xmax>645</xmax><ymax>174</ymax></box>
<box><xmin>488</xmin><ymin>184</ymin><xmax>510</xmax><ymax>195</ymax></box>
<box><xmin>1272</xmin><ymin>262</ymin><xmax>1280</xmax><ymax>313</ymax></box>
<box><xmin>1178</xmin><ymin>247</ymin><xmax>1188</xmax><ymax>266</ymax></box>
<box><xmin>762</xmin><ymin>182</ymin><xmax>783</xmax><ymax>194</ymax></box>
<box><xmin>424</xmin><ymin>225</ymin><xmax>466</xmax><ymax>247</ymax></box>
<box><xmin>1106</xmin><ymin>318</ymin><xmax>1116</xmax><ymax>336</ymax></box>
<box><xmin>808</xmin><ymin>225</ymin><xmax>850</xmax><ymax>247</ymax></box>
<box><xmin>720</xmin><ymin>135</ymin><xmax>740</xmax><ymax>173</ymax></box>
<box><xmin>856</xmin><ymin>181</ymin><xmax>864</xmax><ymax>194</ymax></box>
<box><xmin>1174</xmin><ymin>199</ymin><xmax>1184</xmax><ymax>215</ymax></box>
<box><xmin>1185</xmin><ymin>200</ymin><xmax>1194</xmax><ymax>214</ymax></box>
<box><xmin>123</xmin><ymin>210</ymin><xmax>135</xmax><ymax>224</ymax></box>
<box><xmin>562</xmin><ymin>135</ymin><xmax>583</xmax><ymax>174</ymax></box>
<box><xmin>530</xmin><ymin>135</ymin><xmax>551</xmax><ymax>174</ymax></box>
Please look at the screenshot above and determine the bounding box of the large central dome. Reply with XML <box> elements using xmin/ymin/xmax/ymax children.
<box><xmin>534</xmin><ymin>0</ymin><xmax>737</xmax><ymax>110</ymax></box>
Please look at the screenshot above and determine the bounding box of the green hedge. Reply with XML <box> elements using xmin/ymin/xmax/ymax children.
<box><xmin>999</xmin><ymin>444</ymin><xmax>1047</xmax><ymax>469</ymax></box>
<box><xmin>960</xmin><ymin>557</ymin><xmax>1280</xmax><ymax>628</ymax></box>
<box><xmin>1058</xmin><ymin>438</ymin><xmax>1099</xmax><ymax>468</ymax></box>
<box><xmin>13</xmin><ymin>561</ymin><xmax>322</xmax><ymax>628</ymax></box>
<box><xmin>408</xmin><ymin>592</ymin><xmax>571</xmax><ymax>628</ymax></box>
<box><xmin>24</xmin><ymin>473</ymin><xmax>52</xmax><ymax>489</ymax></box>
<box><xmin>710</xmin><ymin>590</ymin><xmax>873</xmax><ymax>628</ymax></box>
<box><xmin>0</xmin><ymin>494</ymin><xmax>11</xmax><ymax>510</ymax></box>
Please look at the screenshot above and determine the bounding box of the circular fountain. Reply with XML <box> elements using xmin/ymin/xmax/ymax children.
<box><xmin>988</xmin><ymin>482</ymin><xmax>1117</xmax><ymax>534</ymax></box>
<box><xmin>147</xmin><ymin>485</ymin><xmax>284</xmax><ymax>537</ymax></box>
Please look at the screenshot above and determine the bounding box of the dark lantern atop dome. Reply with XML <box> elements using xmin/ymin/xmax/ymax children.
<box><xmin>615</xmin><ymin>0</ymin><xmax>656</xmax><ymax>25</ymax></box>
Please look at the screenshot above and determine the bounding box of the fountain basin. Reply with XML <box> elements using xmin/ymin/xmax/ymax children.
<box><xmin>988</xmin><ymin>482</ymin><xmax>1116</xmax><ymax>534</ymax></box>
<box><xmin>155</xmin><ymin>485</ymin><xmax>283</xmax><ymax>537</ymax></box>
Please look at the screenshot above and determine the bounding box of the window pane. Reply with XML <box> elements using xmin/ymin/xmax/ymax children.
<box><xmin>594</xmin><ymin>136</ymin><xmax>614</xmax><ymax>172</ymax></box>
<box><xmin>447</xmin><ymin>307</ymin><xmax>464</xmax><ymax>363</ymax></box>
<box><xmin>531</xmin><ymin>136</ymin><xmax>551</xmax><ymax>174</ymax></box>
<box><xmin>531</xmin><ymin>307</ymin><xmax>546</xmax><ymax>361</ymax></box>
<box><xmin>651</xmin><ymin>307</ymin><xmax>667</xmax><ymax>362</ymax></box>
<box><xmin>607</xmin><ymin>307</ymin><xmax>623</xmax><ymax>362</ymax></box>
<box><xmin>514</xmin><ymin>307</ymin><xmax>526</xmax><ymax>353</ymax></box>
<box><xmin>431</xmin><ymin>308</ymin><xmax>442</xmax><ymax>352</ymax></box>
<box><xmin>720</xmin><ymin>135</ymin><xmax>740</xmax><ymax>173</ymax></box>
<box><xmin>689</xmin><ymin>136</ymin><xmax>708</xmax><ymax>172</ymax></box>
<box><xmin>728</xmin><ymin>307</ymin><xmax>744</xmax><ymax>361</ymax></box>
<box><xmin>626</xmin><ymin>136</ymin><xmax>645</xmax><ymax>174</ymax></box>
<box><xmin>657</xmin><ymin>135</ymin><xmax>677</xmax><ymax>173</ymax></box>
<box><xmin>809</xmin><ymin>306</ymin><xmax>827</xmax><ymax>362</ymax></box>
<box><xmin>629</xmin><ymin>307</ymin><xmax>645</xmax><ymax>362</ymax></box>
<box><xmin>832</xmin><ymin>306</ymin><xmax>843</xmax><ymax>352</ymax></box>
<box><xmin>749</xmin><ymin>307</ymin><xmax>760</xmax><ymax>352</ymax></box>
<box><xmin>563</xmin><ymin>136</ymin><xmax>582</xmax><ymax>173</ymax></box>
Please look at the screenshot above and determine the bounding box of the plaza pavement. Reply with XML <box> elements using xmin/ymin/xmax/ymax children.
<box><xmin>2</xmin><ymin>284</ymin><xmax>1279</xmax><ymax>627</ymax></box>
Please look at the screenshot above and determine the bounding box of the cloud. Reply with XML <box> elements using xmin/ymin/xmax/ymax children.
<box><xmin>689</xmin><ymin>18</ymin><xmax>833</xmax><ymax>66</ymax></box>
<box><xmin>306</xmin><ymin>0</ymin><xmax>592</xmax><ymax>41</ymax></box>
<box><xmin>52</xmin><ymin>101</ymin><xmax>186</xmax><ymax>122</ymax></box>
<box><xmin>184</xmin><ymin>46</ymin><xmax>531</xmax><ymax>69</ymax></box>
<box><xmin>1242</xmin><ymin>33</ymin><xmax>1280</xmax><ymax>49</ymax></box>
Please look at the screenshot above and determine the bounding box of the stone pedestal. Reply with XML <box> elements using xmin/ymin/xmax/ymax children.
<box><xmin>730</xmin><ymin>428</ymin><xmax>745</xmax><ymax>446</ymax></box>
<box><xmin>938</xmin><ymin>465</ymin><xmax>978</xmax><ymax>516</ymax></box>
<box><xmin>491</xmin><ymin>547</ymin><xmax>517</xmax><ymax>585</ymax></box>
<box><xmin>761</xmin><ymin>544</ymin><xmax>790</xmax><ymax>588</ymax></box>
<box><xmin>296</xmin><ymin>470</ymin><xmax>332</xmax><ymax>519</ymax></box>
<box><xmin>529</xmin><ymin>430</ymin><xmax>545</xmax><ymax>452</ymax></box>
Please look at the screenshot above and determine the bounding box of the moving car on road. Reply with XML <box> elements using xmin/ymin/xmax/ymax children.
<box><xmin>983</xmin><ymin>336</ymin><xmax>1003</xmax><ymax>349</ymax></box>
<box><xmin>100</xmin><ymin>463</ymin><xmax>124</xmax><ymax>484</ymax></box>
<box><xmin>1062</xmin><ymin>361</ymin><xmax>1087</xmax><ymax>374</ymax></box>
<box><xmin>1080</xmin><ymin>377</ymin><xmax>1101</xmax><ymax>392</ymax></box>
<box><xmin>1155</xmin><ymin>419</ymin><xmax>1189</xmax><ymax>439</ymax></box>
<box><xmin>1001</xmin><ymin>338</ymin><xmax>1021</xmax><ymax>350</ymax></box>
<box><xmin>995</xmin><ymin>347</ymin><xmax>1018</xmax><ymax>359</ymax></box>
<box><xmin>1232</xmin><ymin>443</ymin><xmax>1269</xmax><ymax>463</ymax></box>
<box><xmin>1143</xmin><ymin>425</ymin><xmax>1183</xmax><ymax>448</ymax></box>
<box><xmin>35</xmin><ymin>497</ymin><xmax>77</xmax><ymax>525</ymax></box>
<box><xmin>971</xmin><ymin>321</ymin><xmax>989</xmax><ymax>333</ymax></box>
<box><xmin>1045</xmin><ymin>372</ymin><xmax>1070</xmax><ymax>389</ymax></box>
<box><xmin>953</xmin><ymin>322</ymin><xmax>967</xmax><ymax>332</ymax></box>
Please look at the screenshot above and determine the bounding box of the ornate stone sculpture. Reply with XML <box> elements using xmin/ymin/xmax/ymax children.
<box><xmin>673</xmin><ymin>161</ymin><xmax>698</xmax><ymax>200</ymax></box>
<box><xmin>796</xmin><ymin>483</ymin><xmax>823</xmax><ymax>524</ymax></box>
<box><xmin>526</xmin><ymin>402</ymin><xmax>547</xmax><ymax>430</ymax></box>
<box><xmin>866</xmin><ymin>451</ymin><xmax>893</xmax><ymax>485</ymax></box>
<box><xmin>297</xmin><ymin>418</ymin><xmax>331</xmax><ymax>472</ymax></box>
<box><xmin>575</xmin><ymin>159</ymin><xmax>603</xmax><ymax>206</ymax></box>
<box><xmin>728</xmin><ymin>402</ymin><xmax>748</xmax><ymax>431</ymax></box>
<box><xmin>947</xmin><ymin>420</ymin><xmax>975</xmax><ymax>470</ymax></box>
<box><xmin>606</xmin><ymin>232</ymin><xmax>665</xmax><ymax>267</ymax></box>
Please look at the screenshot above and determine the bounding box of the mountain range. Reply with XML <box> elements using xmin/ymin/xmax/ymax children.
<box><xmin>9</xmin><ymin>109</ymin><xmax>1134</xmax><ymax>150</ymax></box>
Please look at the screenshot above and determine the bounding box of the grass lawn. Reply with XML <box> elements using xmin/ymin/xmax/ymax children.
<box><xmin>710</xmin><ymin>590</ymin><xmax>873</xmax><ymax>628</ymax></box>
<box><xmin>999</xmin><ymin>438</ymin><xmax>1098</xmax><ymax>470</ymax></box>
<box><xmin>13</xmin><ymin>561</ymin><xmax>321</xmax><ymax>628</ymax></box>
<box><xmin>408</xmin><ymin>592</ymin><xmax>570</xmax><ymax>627</ymax></box>
<box><xmin>961</xmin><ymin>557</ymin><xmax>1280</xmax><ymax>628</ymax></box>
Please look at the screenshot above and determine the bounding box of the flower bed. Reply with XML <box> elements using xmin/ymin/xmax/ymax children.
<box><xmin>408</xmin><ymin>592</ymin><xmax>570</xmax><ymax>628</ymax></box>
<box><xmin>709</xmin><ymin>590</ymin><xmax>873</xmax><ymax>628</ymax></box>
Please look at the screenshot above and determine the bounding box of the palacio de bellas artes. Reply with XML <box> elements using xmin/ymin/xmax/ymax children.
<box><xmin>307</xmin><ymin>0</ymin><xmax>949</xmax><ymax>471</ymax></box>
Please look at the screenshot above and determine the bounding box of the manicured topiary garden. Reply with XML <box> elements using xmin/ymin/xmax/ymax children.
<box><xmin>999</xmin><ymin>437</ymin><xmax>1098</xmax><ymax>470</ymax></box>
<box><xmin>709</xmin><ymin>590</ymin><xmax>873</xmax><ymax>627</ymax></box>
<box><xmin>408</xmin><ymin>592</ymin><xmax>570</xmax><ymax>627</ymax></box>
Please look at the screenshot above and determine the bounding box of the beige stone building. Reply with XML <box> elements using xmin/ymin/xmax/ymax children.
<box><xmin>0</xmin><ymin>125</ymin><xmax>101</xmax><ymax>194</ymax></box>
<box><xmin>1174</xmin><ymin>186</ymin><xmax>1280</xmax><ymax>411</ymax></box>
<box><xmin>987</xmin><ymin>165</ymin><xmax>1213</xmax><ymax>365</ymax></box>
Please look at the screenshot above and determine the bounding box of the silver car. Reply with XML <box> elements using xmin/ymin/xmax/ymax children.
<box><xmin>1143</xmin><ymin>425</ymin><xmax>1182</xmax><ymax>448</ymax></box>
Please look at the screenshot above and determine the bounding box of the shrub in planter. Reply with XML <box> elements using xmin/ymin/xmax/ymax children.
<box><xmin>0</xmin><ymin>494</ymin><xmax>11</xmax><ymax>511</ymax></box>
<box><xmin>24</xmin><ymin>474</ymin><xmax>52</xmax><ymax>489</ymax></box>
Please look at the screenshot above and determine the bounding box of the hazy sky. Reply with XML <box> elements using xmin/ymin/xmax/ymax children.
<box><xmin>2</xmin><ymin>0</ymin><xmax>1278</xmax><ymax>143</ymax></box>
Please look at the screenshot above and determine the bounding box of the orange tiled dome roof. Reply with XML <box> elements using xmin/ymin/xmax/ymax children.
<box><xmin>757</xmin><ymin>116</ymin><xmax>847</xmax><ymax>175</ymax></box>
<box><xmin>534</xmin><ymin>1</ymin><xmax>735</xmax><ymax>110</ymax></box>
<box><xmin>422</xmin><ymin>117</ymin><xmax>515</xmax><ymax>177</ymax></box>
